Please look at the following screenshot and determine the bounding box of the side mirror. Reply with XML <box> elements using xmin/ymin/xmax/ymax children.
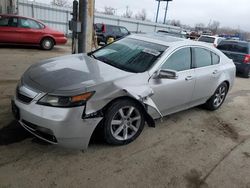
<box><xmin>154</xmin><ymin>69</ymin><xmax>178</xmax><ymax>79</ymax></box>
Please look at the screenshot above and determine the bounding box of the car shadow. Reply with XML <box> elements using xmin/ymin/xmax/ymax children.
<box><xmin>0</xmin><ymin>44</ymin><xmax>41</xmax><ymax>50</ymax></box>
<box><xmin>0</xmin><ymin>120</ymin><xmax>32</xmax><ymax>145</ymax></box>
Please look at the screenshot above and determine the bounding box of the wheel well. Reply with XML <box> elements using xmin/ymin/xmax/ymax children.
<box><xmin>102</xmin><ymin>96</ymin><xmax>146</xmax><ymax>115</ymax></box>
<box><xmin>223</xmin><ymin>80</ymin><xmax>230</xmax><ymax>89</ymax></box>
<box><xmin>40</xmin><ymin>37</ymin><xmax>56</xmax><ymax>45</ymax></box>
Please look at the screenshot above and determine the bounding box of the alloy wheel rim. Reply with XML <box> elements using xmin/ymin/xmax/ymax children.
<box><xmin>44</xmin><ymin>40</ymin><xmax>52</xmax><ymax>48</ymax></box>
<box><xmin>213</xmin><ymin>85</ymin><xmax>226</xmax><ymax>108</ymax></box>
<box><xmin>110</xmin><ymin>106</ymin><xmax>141</xmax><ymax>141</ymax></box>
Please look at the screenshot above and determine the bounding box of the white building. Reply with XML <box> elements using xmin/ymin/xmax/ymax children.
<box><xmin>0</xmin><ymin>0</ymin><xmax>17</xmax><ymax>14</ymax></box>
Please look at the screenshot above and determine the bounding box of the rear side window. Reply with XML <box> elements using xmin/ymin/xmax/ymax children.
<box><xmin>0</xmin><ymin>17</ymin><xmax>18</xmax><ymax>27</ymax></box>
<box><xmin>109</xmin><ymin>26</ymin><xmax>120</xmax><ymax>33</ymax></box>
<box><xmin>19</xmin><ymin>18</ymin><xmax>41</xmax><ymax>29</ymax></box>
<box><xmin>162</xmin><ymin>48</ymin><xmax>191</xmax><ymax>71</ymax></box>
<box><xmin>212</xmin><ymin>52</ymin><xmax>220</xmax><ymax>64</ymax></box>
<box><xmin>217</xmin><ymin>41</ymin><xmax>248</xmax><ymax>54</ymax></box>
<box><xmin>193</xmin><ymin>48</ymin><xmax>212</xmax><ymax>68</ymax></box>
<box><xmin>198</xmin><ymin>36</ymin><xmax>215</xmax><ymax>43</ymax></box>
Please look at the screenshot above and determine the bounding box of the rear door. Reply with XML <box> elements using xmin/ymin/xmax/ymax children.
<box><xmin>191</xmin><ymin>47</ymin><xmax>221</xmax><ymax>103</ymax></box>
<box><xmin>150</xmin><ymin>47</ymin><xmax>196</xmax><ymax>116</ymax></box>
<box><xmin>16</xmin><ymin>18</ymin><xmax>43</xmax><ymax>44</ymax></box>
<box><xmin>0</xmin><ymin>16</ymin><xmax>19</xmax><ymax>43</ymax></box>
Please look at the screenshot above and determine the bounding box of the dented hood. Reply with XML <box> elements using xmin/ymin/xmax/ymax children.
<box><xmin>22</xmin><ymin>54</ymin><xmax>133</xmax><ymax>94</ymax></box>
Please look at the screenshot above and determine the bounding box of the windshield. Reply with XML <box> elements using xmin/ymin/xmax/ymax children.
<box><xmin>92</xmin><ymin>38</ymin><xmax>168</xmax><ymax>73</ymax></box>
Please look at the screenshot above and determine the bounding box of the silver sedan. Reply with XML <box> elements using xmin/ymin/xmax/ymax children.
<box><xmin>12</xmin><ymin>34</ymin><xmax>236</xmax><ymax>149</ymax></box>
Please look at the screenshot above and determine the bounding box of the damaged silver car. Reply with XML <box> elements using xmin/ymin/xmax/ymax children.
<box><xmin>11</xmin><ymin>34</ymin><xmax>236</xmax><ymax>149</ymax></box>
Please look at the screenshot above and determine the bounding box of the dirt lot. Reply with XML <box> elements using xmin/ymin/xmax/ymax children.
<box><xmin>0</xmin><ymin>45</ymin><xmax>250</xmax><ymax>188</ymax></box>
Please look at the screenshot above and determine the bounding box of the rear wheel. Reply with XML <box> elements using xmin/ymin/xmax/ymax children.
<box><xmin>204</xmin><ymin>82</ymin><xmax>228</xmax><ymax>111</ymax></box>
<box><xmin>41</xmin><ymin>38</ymin><xmax>54</xmax><ymax>50</ymax></box>
<box><xmin>103</xmin><ymin>99</ymin><xmax>145</xmax><ymax>145</ymax></box>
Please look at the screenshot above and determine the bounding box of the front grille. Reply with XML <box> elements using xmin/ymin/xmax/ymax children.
<box><xmin>22</xmin><ymin>120</ymin><xmax>57</xmax><ymax>143</ymax></box>
<box><xmin>17</xmin><ymin>91</ymin><xmax>33</xmax><ymax>103</ymax></box>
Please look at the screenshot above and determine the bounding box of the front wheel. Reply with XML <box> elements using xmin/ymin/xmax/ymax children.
<box><xmin>204</xmin><ymin>82</ymin><xmax>228</xmax><ymax>111</ymax></box>
<box><xmin>103</xmin><ymin>100</ymin><xmax>145</xmax><ymax>145</ymax></box>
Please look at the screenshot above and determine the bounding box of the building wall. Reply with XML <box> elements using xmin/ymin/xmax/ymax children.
<box><xmin>17</xmin><ymin>0</ymin><xmax>181</xmax><ymax>35</ymax></box>
<box><xmin>0</xmin><ymin>0</ymin><xmax>17</xmax><ymax>14</ymax></box>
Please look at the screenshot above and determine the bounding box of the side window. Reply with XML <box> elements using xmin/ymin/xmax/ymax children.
<box><xmin>19</xmin><ymin>18</ymin><xmax>41</xmax><ymax>29</ymax></box>
<box><xmin>0</xmin><ymin>17</ymin><xmax>9</xmax><ymax>26</ymax></box>
<box><xmin>0</xmin><ymin>17</ymin><xmax>18</xmax><ymax>27</ymax></box>
<box><xmin>161</xmin><ymin>48</ymin><xmax>191</xmax><ymax>71</ymax></box>
<box><xmin>120</xmin><ymin>27</ymin><xmax>129</xmax><ymax>35</ymax></box>
<box><xmin>111</xmin><ymin>26</ymin><xmax>120</xmax><ymax>34</ymax></box>
<box><xmin>193</xmin><ymin>48</ymin><xmax>212</xmax><ymax>68</ymax></box>
<box><xmin>212</xmin><ymin>52</ymin><xmax>220</xmax><ymax>64</ymax></box>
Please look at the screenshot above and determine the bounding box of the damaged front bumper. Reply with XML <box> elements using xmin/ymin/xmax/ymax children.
<box><xmin>13</xmin><ymin>96</ymin><xmax>102</xmax><ymax>150</ymax></box>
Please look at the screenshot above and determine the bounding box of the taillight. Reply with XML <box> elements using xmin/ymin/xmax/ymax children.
<box><xmin>102</xmin><ymin>24</ymin><xmax>106</xmax><ymax>33</ymax></box>
<box><xmin>243</xmin><ymin>54</ymin><xmax>250</xmax><ymax>63</ymax></box>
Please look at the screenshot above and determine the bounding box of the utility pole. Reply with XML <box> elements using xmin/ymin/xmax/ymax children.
<box><xmin>155</xmin><ymin>0</ymin><xmax>161</xmax><ymax>23</ymax></box>
<box><xmin>163</xmin><ymin>0</ymin><xmax>172</xmax><ymax>24</ymax></box>
<box><xmin>78</xmin><ymin>0</ymin><xmax>94</xmax><ymax>53</ymax></box>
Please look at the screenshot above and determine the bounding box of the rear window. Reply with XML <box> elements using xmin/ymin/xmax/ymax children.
<box><xmin>198</xmin><ymin>36</ymin><xmax>215</xmax><ymax>43</ymax></box>
<box><xmin>94</xmin><ymin>24</ymin><xmax>103</xmax><ymax>32</ymax></box>
<box><xmin>217</xmin><ymin>41</ymin><xmax>249</xmax><ymax>54</ymax></box>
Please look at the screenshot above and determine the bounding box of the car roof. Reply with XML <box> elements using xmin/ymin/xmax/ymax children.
<box><xmin>220</xmin><ymin>39</ymin><xmax>249</xmax><ymax>44</ymax></box>
<box><xmin>0</xmin><ymin>14</ymin><xmax>45</xmax><ymax>25</ymax></box>
<box><xmin>128</xmin><ymin>33</ymin><xmax>211</xmax><ymax>48</ymax></box>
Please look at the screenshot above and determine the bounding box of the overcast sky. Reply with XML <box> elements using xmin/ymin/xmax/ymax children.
<box><xmin>37</xmin><ymin>0</ymin><xmax>250</xmax><ymax>31</ymax></box>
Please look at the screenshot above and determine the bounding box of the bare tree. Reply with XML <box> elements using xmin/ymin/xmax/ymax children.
<box><xmin>208</xmin><ymin>20</ymin><xmax>220</xmax><ymax>34</ymax></box>
<box><xmin>51</xmin><ymin>0</ymin><xmax>71</xmax><ymax>7</ymax></box>
<box><xmin>123</xmin><ymin>6</ymin><xmax>133</xmax><ymax>18</ymax></box>
<box><xmin>103</xmin><ymin>6</ymin><xmax>116</xmax><ymax>15</ymax></box>
<box><xmin>168</xmin><ymin>19</ymin><xmax>181</xmax><ymax>27</ymax></box>
<box><xmin>135</xmin><ymin>9</ymin><xmax>147</xmax><ymax>21</ymax></box>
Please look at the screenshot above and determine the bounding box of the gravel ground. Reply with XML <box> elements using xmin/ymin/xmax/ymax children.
<box><xmin>0</xmin><ymin>45</ymin><xmax>250</xmax><ymax>188</ymax></box>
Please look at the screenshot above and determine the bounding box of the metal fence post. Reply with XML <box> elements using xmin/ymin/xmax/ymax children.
<box><xmin>31</xmin><ymin>3</ymin><xmax>34</xmax><ymax>18</ymax></box>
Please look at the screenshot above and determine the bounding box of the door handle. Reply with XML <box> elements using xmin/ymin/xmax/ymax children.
<box><xmin>185</xmin><ymin>76</ymin><xmax>193</xmax><ymax>81</ymax></box>
<box><xmin>213</xmin><ymin>70</ymin><xmax>218</xmax><ymax>74</ymax></box>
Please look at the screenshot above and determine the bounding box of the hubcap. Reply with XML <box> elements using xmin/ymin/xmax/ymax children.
<box><xmin>44</xmin><ymin>40</ymin><xmax>51</xmax><ymax>48</ymax></box>
<box><xmin>213</xmin><ymin>85</ymin><xmax>226</xmax><ymax>108</ymax></box>
<box><xmin>110</xmin><ymin>106</ymin><xmax>141</xmax><ymax>141</ymax></box>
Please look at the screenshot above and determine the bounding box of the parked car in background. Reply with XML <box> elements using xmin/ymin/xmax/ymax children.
<box><xmin>94</xmin><ymin>23</ymin><xmax>130</xmax><ymax>45</ymax></box>
<box><xmin>12</xmin><ymin>34</ymin><xmax>235</xmax><ymax>150</ymax></box>
<box><xmin>0</xmin><ymin>14</ymin><xmax>67</xmax><ymax>50</ymax></box>
<box><xmin>157</xmin><ymin>30</ymin><xmax>187</xmax><ymax>39</ymax></box>
<box><xmin>198</xmin><ymin>35</ymin><xmax>224</xmax><ymax>47</ymax></box>
<box><xmin>217</xmin><ymin>40</ymin><xmax>250</xmax><ymax>78</ymax></box>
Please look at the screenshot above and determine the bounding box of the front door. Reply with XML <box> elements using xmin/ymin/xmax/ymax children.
<box><xmin>149</xmin><ymin>47</ymin><xmax>196</xmax><ymax>116</ymax></box>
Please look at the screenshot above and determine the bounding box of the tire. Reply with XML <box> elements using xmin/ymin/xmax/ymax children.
<box><xmin>242</xmin><ymin>67</ymin><xmax>250</xmax><ymax>78</ymax></box>
<box><xmin>204</xmin><ymin>82</ymin><xmax>228</xmax><ymax>111</ymax></box>
<box><xmin>103</xmin><ymin>99</ymin><xmax>145</xmax><ymax>145</ymax></box>
<box><xmin>41</xmin><ymin>38</ymin><xmax>54</xmax><ymax>50</ymax></box>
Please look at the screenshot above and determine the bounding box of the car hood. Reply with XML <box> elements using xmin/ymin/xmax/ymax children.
<box><xmin>22</xmin><ymin>54</ymin><xmax>133</xmax><ymax>95</ymax></box>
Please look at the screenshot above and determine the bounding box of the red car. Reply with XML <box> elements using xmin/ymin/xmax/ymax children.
<box><xmin>0</xmin><ymin>14</ymin><xmax>67</xmax><ymax>50</ymax></box>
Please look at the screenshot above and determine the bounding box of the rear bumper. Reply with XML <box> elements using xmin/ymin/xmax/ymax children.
<box><xmin>55</xmin><ymin>37</ymin><xmax>68</xmax><ymax>45</ymax></box>
<box><xmin>235</xmin><ymin>62</ymin><xmax>250</xmax><ymax>73</ymax></box>
<box><xmin>13</xmin><ymin>96</ymin><xmax>102</xmax><ymax>150</ymax></box>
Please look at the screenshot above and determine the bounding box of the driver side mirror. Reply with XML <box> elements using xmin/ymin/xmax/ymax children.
<box><xmin>153</xmin><ymin>69</ymin><xmax>178</xmax><ymax>79</ymax></box>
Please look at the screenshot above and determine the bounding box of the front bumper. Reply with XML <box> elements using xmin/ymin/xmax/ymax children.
<box><xmin>13</xmin><ymin>95</ymin><xmax>102</xmax><ymax>150</ymax></box>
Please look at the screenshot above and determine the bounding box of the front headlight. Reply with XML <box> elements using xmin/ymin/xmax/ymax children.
<box><xmin>37</xmin><ymin>92</ymin><xmax>95</xmax><ymax>107</ymax></box>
